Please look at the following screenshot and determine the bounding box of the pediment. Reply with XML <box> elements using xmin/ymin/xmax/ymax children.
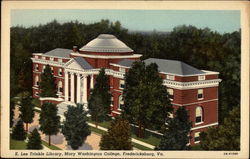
<box><xmin>65</xmin><ymin>59</ymin><xmax>84</xmax><ymax>70</ymax></box>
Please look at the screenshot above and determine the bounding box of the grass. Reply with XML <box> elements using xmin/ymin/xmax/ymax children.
<box><xmin>88</xmin><ymin>119</ymin><xmax>112</xmax><ymax>129</ymax></box>
<box><xmin>191</xmin><ymin>144</ymin><xmax>202</xmax><ymax>150</ymax></box>
<box><xmin>90</xmin><ymin>126</ymin><xmax>107</xmax><ymax>135</ymax></box>
<box><xmin>132</xmin><ymin>142</ymin><xmax>153</xmax><ymax>150</ymax></box>
<box><xmin>10</xmin><ymin>138</ymin><xmax>27</xmax><ymax>149</ymax></box>
<box><xmin>42</xmin><ymin>140</ymin><xmax>61</xmax><ymax>150</ymax></box>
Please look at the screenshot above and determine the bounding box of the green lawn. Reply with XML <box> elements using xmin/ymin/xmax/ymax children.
<box><xmin>10</xmin><ymin>138</ymin><xmax>27</xmax><ymax>149</ymax></box>
<box><xmin>191</xmin><ymin>144</ymin><xmax>202</xmax><ymax>150</ymax></box>
<box><xmin>132</xmin><ymin>142</ymin><xmax>153</xmax><ymax>150</ymax></box>
<box><xmin>90</xmin><ymin>126</ymin><xmax>107</xmax><ymax>135</ymax></box>
<box><xmin>42</xmin><ymin>140</ymin><xmax>61</xmax><ymax>150</ymax></box>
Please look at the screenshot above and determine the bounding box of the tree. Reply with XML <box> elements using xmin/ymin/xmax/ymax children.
<box><xmin>39</xmin><ymin>102</ymin><xmax>60</xmax><ymax>146</ymax></box>
<box><xmin>122</xmin><ymin>61</ymin><xmax>172</xmax><ymax>138</ymax></box>
<box><xmin>99</xmin><ymin>118</ymin><xmax>132</xmax><ymax>150</ymax></box>
<box><xmin>200</xmin><ymin>107</ymin><xmax>240</xmax><ymax>150</ymax></box>
<box><xmin>27</xmin><ymin>128</ymin><xmax>42</xmax><ymax>149</ymax></box>
<box><xmin>39</xmin><ymin>64</ymin><xmax>57</xmax><ymax>97</ymax></box>
<box><xmin>19</xmin><ymin>94</ymin><xmax>35</xmax><ymax>132</ymax></box>
<box><xmin>61</xmin><ymin>104</ymin><xmax>91</xmax><ymax>150</ymax></box>
<box><xmin>11</xmin><ymin>120</ymin><xmax>26</xmax><ymax>140</ymax></box>
<box><xmin>156</xmin><ymin>107</ymin><xmax>192</xmax><ymax>150</ymax></box>
<box><xmin>88</xmin><ymin>68</ymin><xmax>111</xmax><ymax>127</ymax></box>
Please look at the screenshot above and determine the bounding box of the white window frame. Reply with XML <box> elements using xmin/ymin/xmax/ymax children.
<box><xmin>166</xmin><ymin>74</ymin><xmax>175</xmax><ymax>80</ymax></box>
<box><xmin>194</xmin><ymin>132</ymin><xmax>201</xmax><ymax>143</ymax></box>
<box><xmin>197</xmin><ymin>89</ymin><xmax>204</xmax><ymax>100</ymax></box>
<box><xmin>35</xmin><ymin>91</ymin><xmax>39</xmax><ymax>96</ymax></box>
<box><xmin>111</xmin><ymin>96</ymin><xmax>114</xmax><ymax>107</ymax></box>
<box><xmin>119</xmin><ymin>67</ymin><xmax>126</xmax><ymax>73</ymax></box>
<box><xmin>119</xmin><ymin>79</ymin><xmax>125</xmax><ymax>89</ymax></box>
<box><xmin>50</xmin><ymin>57</ymin><xmax>54</xmax><ymax>61</ymax></box>
<box><xmin>35</xmin><ymin>75</ymin><xmax>39</xmax><ymax>86</ymax></box>
<box><xmin>34</xmin><ymin>55</ymin><xmax>38</xmax><ymax>59</ymax></box>
<box><xmin>57</xmin><ymin>81</ymin><xmax>63</xmax><ymax>94</ymax></box>
<box><xmin>35</xmin><ymin>64</ymin><xmax>39</xmax><ymax>71</ymax></box>
<box><xmin>118</xmin><ymin>95</ymin><xmax>124</xmax><ymax>110</ymax></box>
<box><xmin>42</xmin><ymin>56</ymin><xmax>46</xmax><ymax>60</ymax></box>
<box><xmin>58</xmin><ymin>68</ymin><xmax>63</xmax><ymax>76</ymax></box>
<box><xmin>198</xmin><ymin>75</ymin><xmax>206</xmax><ymax>81</ymax></box>
<box><xmin>51</xmin><ymin>66</ymin><xmax>54</xmax><ymax>74</ymax></box>
<box><xmin>58</xmin><ymin>58</ymin><xmax>63</xmax><ymax>63</ymax></box>
<box><xmin>195</xmin><ymin>106</ymin><xmax>203</xmax><ymax>125</ymax></box>
<box><xmin>42</xmin><ymin>65</ymin><xmax>46</xmax><ymax>72</ymax></box>
<box><xmin>167</xmin><ymin>88</ymin><xmax>174</xmax><ymax>101</ymax></box>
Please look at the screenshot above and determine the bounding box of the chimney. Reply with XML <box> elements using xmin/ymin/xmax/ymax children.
<box><xmin>73</xmin><ymin>46</ymin><xmax>78</xmax><ymax>52</ymax></box>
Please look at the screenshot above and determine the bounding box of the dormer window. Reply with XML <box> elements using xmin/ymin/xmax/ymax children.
<box><xmin>198</xmin><ymin>75</ymin><xmax>205</xmax><ymax>81</ymax></box>
<box><xmin>119</xmin><ymin>67</ymin><xmax>126</xmax><ymax>73</ymax></box>
<box><xmin>166</xmin><ymin>74</ymin><xmax>174</xmax><ymax>80</ymax></box>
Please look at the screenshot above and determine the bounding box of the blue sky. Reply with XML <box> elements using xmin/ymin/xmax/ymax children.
<box><xmin>11</xmin><ymin>9</ymin><xmax>240</xmax><ymax>33</ymax></box>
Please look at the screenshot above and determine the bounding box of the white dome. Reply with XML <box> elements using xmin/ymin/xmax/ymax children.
<box><xmin>79</xmin><ymin>34</ymin><xmax>133</xmax><ymax>53</ymax></box>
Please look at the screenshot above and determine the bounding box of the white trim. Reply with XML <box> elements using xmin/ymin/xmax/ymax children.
<box><xmin>39</xmin><ymin>97</ymin><xmax>64</xmax><ymax>102</ymax></box>
<box><xmin>32</xmin><ymin>87</ymin><xmax>39</xmax><ymax>89</ymax></box>
<box><xmin>159</xmin><ymin>70</ymin><xmax>219</xmax><ymax>77</ymax></box>
<box><xmin>191</xmin><ymin>122</ymin><xmax>218</xmax><ymax>131</ymax></box>
<box><xmin>112</xmin><ymin>110</ymin><xmax>121</xmax><ymax>115</ymax></box>
<box><xmin>31</xmin><ymin>58</ymin><xmax>65</xmax><ymax>67</ymax></box>
<box><xmin>110</xmin><ymin>63</ymin><xmax>130</xmax><ymax>68</ymax></box>
<box><xmin>70</xmin><ymin>52</ymin><xmax>142</xmax><ymax>59</ymax></box>
<box><xmin>112</xmin><ymin>89</ymin><xmax>123</xmax><ymax>93</ymax></box>
<box><xmin>171</xmin><ymin>99</ymin><xmax>218</xmax><ymax>106</ymax></box>
<box><xmin>32</xmin><ymin>53</ymin><xmax>71</xmax><ymax>59</ymax></box>
<box><xmin>195</xmin><ymin>121</ymin><xmax>204</xmax><ymax>125</ymax></box>
<box><xmin>163</xmin><ymin>79</ymin><xmax>222</xmax><ymax>90</ymax></box>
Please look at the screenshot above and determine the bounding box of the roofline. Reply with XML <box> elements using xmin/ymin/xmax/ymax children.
<box><xmin>32</xmin><ymin>53</ymin><xmax>71</xmax><ymax>59</ymax></box>
<box><xmin>159</xmin><ymin>70</ymin><xmax>219</xmax><ymax>77</ymax></box>
<box><xmin>70</xmin><ymin>52</ymin><xmax>142</xmax><ymax>59</ymax></box>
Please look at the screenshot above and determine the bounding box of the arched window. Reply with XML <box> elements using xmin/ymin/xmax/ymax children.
<box><xmin>195</xmin><ymin>106</ymin><xmax>203</xmax><ymax>123</ymax></box>
<box><xmin>58</xmin><ymin>81</ymin><xmax>63</xmax><ymax>93</ymax></box>
<box><xmin>35</xmin><ymin>75</ymin><xmax>39</xmax><ymax>86</ymax></box>
<box><xmin>118</xmin><ymin>95</ymin><xmax>124</xmax><ymax>110</ymax></box>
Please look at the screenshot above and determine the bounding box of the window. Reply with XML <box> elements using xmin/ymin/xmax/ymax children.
<box><xmin>119</xmin><ymin>79</ymin><xmax>125</xmax><ymax>89</ymax></box>
<box><xmin>58</xmin><ymin>81</ymin><xmax>63</xmax><ymax>93</ymax></box>
<box><xmin>118</xmin><ymin>95</ymin><xmax>124</xmax><ymax>110</ymax></box>
<box><xmin>195</xmin><ymin>106</ymin><xmax>203</xmax><ymax>123</ymax></box>
<box><xmin>42</xmin><ymin>56</ymin><xmax>46</xmax><ymax>60</ymax></box>
<box><xmin>166</xmin><ymin>74</ymin><xmax>174</xmax><ymax>80</ymax></box>
<box><xmin>58</xmin><ymin>68</ymin><xmax>62</xmax><ymax>76</ymax></box>
<box><xmin>42</xmin><ymin>65</ymin><xmax>46</xmax><ymax>72</ymax></box>
<box><xmin>197</xmin><ymin>89</ymin><xmax>203</xmax><ymax>99</ymax></box>
<box><xmin>194</xmin><ymin>132</ymin><xmax>200</xmax><ymax>143</ymax></box>
<box><xmin>198</xmin><ymin>75</ymin><xmax>205</xmax><ymax>81</ymax></box>
<box><xmin>35</xmin><ymin>75</ymin><xmax>39</xmax><ymax>86</ymax></box>
<box><xmin>167</xmin><ymin>88</ymin><xmax>174</xmax><ymax>100</ymax></box>
<box><xmin>58</xmin><ymin>59</ymin><xmax>63</xmax><ymax>63</ymax></box>
<box><xmin>111</xmin><ymin>96</ymin><xmax>114</xmax><ymax>106</ymax></box>
<box><xmin>50</xmin><ymin>57</ymin><xmax>54</xmax><ymax>61</ymax></box>
<box><xmin>34</xmin><ymin>55</ymin><xmax>38</xmax><ymax>59</ymax></box>
<box><xmin>35</xmin><ymin>91</ymin><xmax>39</xmax><ymax>96</ymax></box>
<box><xmin>119</xmin><ymin>67</ymin><xmax>126</xmax><ymax>73</ymax></box>
<box><xmin>35</xmin><ymin>64</ymin><xmax>39</xmax><ymax>71</ymax></box>
<box><xmin>51</xmin><ymin>67</ymin><xmax>54</xmax><ymax>74</ymax></box>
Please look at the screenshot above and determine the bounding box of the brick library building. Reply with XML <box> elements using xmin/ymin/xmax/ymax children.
<box><xmin>31</xmin><ymin>34</ymin><xmax>221</xmax><ymax>145</ymax></box>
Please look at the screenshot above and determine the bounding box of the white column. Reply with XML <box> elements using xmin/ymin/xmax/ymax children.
<box><xmin>90</xmin><ymin>75</ymin><xmax>94</xmax><ymax>89</ymax></box>
<box><xmin>80</xmin><ymin>76</ymin><xmax>84</xmax><ymax>104</ymax></box>
<box><xmin>70</xmin><ymin>73</ymin><xmax>75</xmax><ymax>102</ymax></box>
<box><xmin>64</xmin><ymin>71</ymin><xmax>69</xmax><ymax>101</ymax></box>
<box><xmin>76</xmin><ymin>73</ymin><xmax>81</xmax><ymax>103</ymax></box>
<box><xmin>83</xmin><ymin>75</ymin><xmax>88</xmax><ymax>103</ymax></box>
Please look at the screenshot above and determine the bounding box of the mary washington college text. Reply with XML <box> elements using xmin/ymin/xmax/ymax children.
<box><xmin>26</xmin><ymin>151</ymin><xmax>158</xmax><ymax>157</ymax></box>
<box><xmin>32</xmin><ymin>34</ymin><xmax>221</xmax><ymax>145</ymax></box>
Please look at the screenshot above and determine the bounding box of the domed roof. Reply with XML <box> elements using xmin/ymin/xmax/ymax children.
<box><xmin>79</xmin><ymin>34</ymin><xmax>133</xmax><ymax>53</ymax></box>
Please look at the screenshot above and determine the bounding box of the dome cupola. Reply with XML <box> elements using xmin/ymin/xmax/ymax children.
<box><xmin>79</xmin><ymin>34</ymin><xmax>133</xmax><ymax>54</ymax></box>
